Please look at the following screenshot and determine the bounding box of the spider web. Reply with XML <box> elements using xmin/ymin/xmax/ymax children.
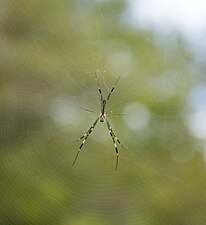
<box><xmin>1</xmin><ymin>1</ymin><xmax>206</xmax><ymax>225</ymax></box>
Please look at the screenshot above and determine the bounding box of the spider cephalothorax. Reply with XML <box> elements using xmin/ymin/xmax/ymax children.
<box><xmin>72</xmin><ymin>75</ymin><xmax>127</xmax><ymax>170</ymax></box>
<box><xmin>101</xmin><ymin>99</ymin><xmax>107</xmax><ymax>113</ymax></box>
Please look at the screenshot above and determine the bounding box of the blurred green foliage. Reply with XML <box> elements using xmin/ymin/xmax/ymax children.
<box><xmin>1</xmin><ymin>1</ymin><xmax>206</xmax><ymax>225</ymax></box>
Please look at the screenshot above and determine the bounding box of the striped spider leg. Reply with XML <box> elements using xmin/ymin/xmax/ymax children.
<box><xmin>72</xmin><ymin>75</ymin><xmax>127</xmax><ymax>170</ymax></box>
<box><xmin>72</xmin><ymin>117</ymin><xmax>99</xmax><ymax>166</ymax></box>
<box><xmin>106</xmin><ymin>118</ymin><xmax>127</xmax><ymax>170</ymax></box>
<box><xmin>107</xmin><ymin>76</ymin><xmax>120</xmax><ymax>101</ymax></box>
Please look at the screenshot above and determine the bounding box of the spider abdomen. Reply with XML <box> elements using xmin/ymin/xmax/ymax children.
<box><xmin>99</xmin><ymin>113</ymin><xmax>106</xmax><ymax>122</ymax></box>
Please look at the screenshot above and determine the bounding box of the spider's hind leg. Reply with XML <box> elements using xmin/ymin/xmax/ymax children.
<box><xmin>106</xmin><ymin>118</ymin><xmax>127</xmax><ymax>171</ymax></box>
<box><xmin>72</xmin><ymin>117</ymin><xmax>99</xmax><ymax>166</ymax></box>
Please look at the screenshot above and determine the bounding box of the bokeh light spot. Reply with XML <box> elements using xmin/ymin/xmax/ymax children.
<box><xmin>49</xmin><ymin>97</ymin><xmax>81</xmax><ymax>126</ymax></box>
<box><xmin>123</xmin><ymin>102</ymin><xmax>150</xmax><ymax>130</ymax></box>
<box><xmin>187</xmin><ymin>84</ymin><xmax>206</xmax><ymax>139</ymax></box>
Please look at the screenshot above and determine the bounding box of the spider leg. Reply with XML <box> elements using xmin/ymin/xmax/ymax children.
<box><xmin>106</xmin><ymin>119</ymin><xmax>128</xmax><ymax>150</ymax></box>
<box><xmin>106</xmin><ymin>121</ymin><xmax>119</xmax><ymax>171</ymax></box>
<box><xmin>107</xmin><ymin>76</ymin><xmax>120</xmax><ymax>101</ymax></box>
<box><xmin>80</xmin><ymin>106</ymin><xmax>96</xmax><ymax>114</ymax></box>
<box><xmin>106</xmin><ymin>118</ymin><xmax>127</xmax><ymax>171</ymax></box>
<box><xmin>107</xmin><ymin>111</ymin><xmax>125</xmax><ymax>116</ymax></box>
<box><xmin>95</xmin><ymin>72</ymin><xmax>103</xmax><ymax>101</ymax></box>
<box><xmin>72</xmin><ymin>117</ymin><xmax>99</xmax><ymax>166</ymax></box>
<box><xmin>71</xmin><ymin>134</ymin><xmax>86</xmax><ymax>143</ymax></box>
<box><xmin>114</xmin><ymin>136</ymin><xmax>128</xmax><ymax>150</ymax></box>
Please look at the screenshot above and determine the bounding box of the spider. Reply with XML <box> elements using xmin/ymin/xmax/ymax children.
<box><xmin>72</xmin><ymin>75</ymin><xmax>127</xmax><ymax>171</ymax></box>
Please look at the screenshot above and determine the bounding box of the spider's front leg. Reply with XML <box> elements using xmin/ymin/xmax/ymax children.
<box><xmin>95</xmin><ymin>72</ymin><xmax>103</xmax><ymax>101</ymax></box>
<box><xmin>107</xmin><ymin>76</ymin><xmax>120</xmax><ymax>101</ymax></box>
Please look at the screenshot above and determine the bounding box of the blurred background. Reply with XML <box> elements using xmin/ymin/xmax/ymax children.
<box><xmin>1</xmin><ymin>0</ymin><xmax>206</xmax><ymax>224</ymax></box>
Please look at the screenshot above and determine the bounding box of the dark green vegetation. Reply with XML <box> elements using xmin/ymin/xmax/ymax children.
<box><xmin>1</xmin><ymin>1</ymin><xmax>206</xmax><ymax>225</ymax></box>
